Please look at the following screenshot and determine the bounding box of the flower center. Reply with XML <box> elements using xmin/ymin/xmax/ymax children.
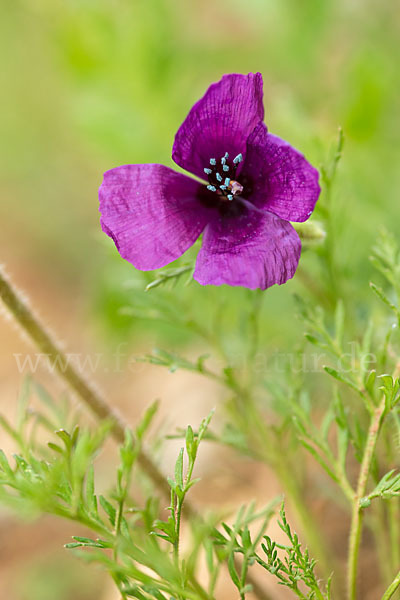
<box><xmin>204</xmin><ymin>152</ymin><xmax>243</xmax><ymax>201</ymax></box>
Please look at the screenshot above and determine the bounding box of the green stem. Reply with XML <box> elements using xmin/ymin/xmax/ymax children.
<box><xmin>114</xmin><ymin>495</ymin><xmax>125</xmax><ymax>562</ymax></box>
<box><xmin>383</xmin><ymin>422</ymin><xmax>400</xmax><ymax>578</ymax></box>
<box><xmin>247</xmin><ymin>289</ymin><xmax>263</xmax><ymax>370</ymax></box>
<box><xmin>315</xmin><ymin>587</ymin><xmax>326</xmax><ymax>600</ymax></box>
<box><xmin>174</xmin><ymin>450</ymin><xmax>197</xmax><ymax>562</ymax></box>
<box><xmin>39</xmin><ymin>501</ymin><xmax>112</xmax><ymax>540</ymax></box>
<box><xmin>347</xmin><ymin>396</ymin><xmax>386</xmax><ymax>600</ymax></box>
<box><xmin>239</xmin><ymin>552</ymin><xmax>249</xmax><ymax>600</ymax></box>
<box><xmin>381</xmin><ymin>570</ymin><xmax>400</xmax><ymax>600</ymax></box>
<box><xmin>389</xmin><ymin>500</ymin><xmax>400</xmax><ymax>576</ymax></box>
<box><xmin>291</xmin><ymin>583</ymin><xmax>308</xmax><ymax>600</ymax></box>
<box><xmin>174</xmin><ymin>495</ymin><xmax>182</xmax><ymax>562</ymax></box>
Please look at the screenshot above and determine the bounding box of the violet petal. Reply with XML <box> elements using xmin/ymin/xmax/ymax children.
<box><xmin>193</xmin><ymin>209</ymin><xmax>301</xmax><ymax>290</ymax></box>
<box><xmin>172</xmin><ymin>73</ymin><xmax>264</xmax><ymax>180</ymax></box>
<box><xmin>99</xmin><ymin>164</ymin><xmax>210</xmax><ymax>270</ymax></box>
<box><xmin>243</xmin><ymin>123</ymin><xmax>320</xmax><ymax>222</ymax></box>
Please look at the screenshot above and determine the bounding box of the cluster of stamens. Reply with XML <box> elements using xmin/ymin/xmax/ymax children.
<box><xmin>204</xmin><ymin>152</ymin><xmax>243</xmax><ymax>201</ymax></box>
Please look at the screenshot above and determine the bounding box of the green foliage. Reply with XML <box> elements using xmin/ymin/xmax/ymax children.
<box><xmin>153</xmin><ymin>410</ymin><xmax>214</xmax><ymax>558</ymax></box>
<box><xmin>136</xmin><ymin>348</ymin><xmax>213</xmax><ymax>378</ymax></box>
<box><xmin>260</xmin><ymin>504</ymin><xmax>331</xmax><ymax>600</ymax></box>
<box><xmin>370</xmin><ymin>230</ymin><xmax>400</xmax><ymax>317</ymax></box>
<box><xmin>295</xmin><ymin>294</ymin><xmax>375</xmax><ymax>407</ymax></box>
<box><xmin>362</xmin><ymin>470</ymin><xmax>400</xmax><ymax>506</ymax></box>
<box><xmin>209</xmin><ymin>501</ymin><xmax>329</xmax><ymax>600</ymax></box>
<box><xmin>145</xmin><ymin>265</ymin><xmax>195</xmax><ymax>292</ymax></box>
<box><xmin>211</xmin><ymin>499</ymin><xmax>281</xmax><ymax>600</ymax></box>
<box><xmin>1</xmin><ymin>379</ymin><xmax>339</xmax><ymax>600</ymax></box>
<box><xmin>0</xmin><ymin>384</ymin><xmax>194</xmax><ymax>599</ymax></box>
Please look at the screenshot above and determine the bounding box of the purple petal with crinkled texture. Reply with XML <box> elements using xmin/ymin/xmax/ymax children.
<box><xmin>194</xmin><ymin>208</ymin><xmax>301</xmax><ymax>290</ymax></box>
<box><xmin>172</xmin><ymin>73</ymin><xmax>264</xmax><ymax>180</ymax></box>
<box><xmin>99</xmin><ymin>164</ymin><xmax>212</xmax><ymax>270</ymax></box>
<box><xmin>242</xmin><ymin>123</ymin><xmax>320</xmax><ymax>222</ymax></box>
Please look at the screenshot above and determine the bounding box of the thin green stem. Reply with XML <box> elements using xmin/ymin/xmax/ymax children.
<box><xmin>335</xmin><ymin>462</ymin><xmax>356</xmax><ymax>504</ymax></box>
<box><xmin>315</xmin><ymin>587</ymin><xmax>326</xmax><ymax>600</ymax></box>
<box><xmin>247</xmin><ymin>289</ymin><xmax>263</xmax><ymax>369</ymax></box>
<box><xmin>174</xmin><ymin>451</ymin><xmax>196</xmax><ymax>563</ymax></box>
<box><xmin>51</xmin><ymin>504</ymin><xmax>112</xmax><ymax>539</ymax></box>
<box><xmin>114</xmin><ymin>492</ymin><xmax>126</xmax><ymax>563</ymax></box>
<box><xmin>239</xmin><ymin>552</ymin><xmax>249</xmax><ymax>600</ymax></box>
<box><xmin>347</xmin><ymin>395</ymin><xmax>386</xmax><ymax>600</ymax></box>
<box><xmin>290</xmin><ymin>583</ymin><xmax>308</xmax><ymax>600</ymax></box>
<box><xmin>319</xmin><ymin>127</ymin><xmax>344</xmax><ymax>302</ymax></box>
<box><xmin>389</xmin><ymin>500</ymin><xmax>400</xmax><ymax>576</ymax></box>
<box><xmin>381</xmin><ymin>570</ymin><xmax>400</xmax><ymax>600</ymax></box>
<box><xmin>383</xmin><ymin>422</ymin><xmax>400</xmax><ymax>578</ymax></box>
<box><xmin>174</xmin><ymin>495</ymin><xmax>182</xmax><ymax>562</ymax></box>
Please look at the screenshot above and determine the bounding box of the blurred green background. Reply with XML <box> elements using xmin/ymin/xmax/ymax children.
<box><xmin>0</xmin><ymin>0</ymin><xmax>399</xmax><ymax>597</ymax></box>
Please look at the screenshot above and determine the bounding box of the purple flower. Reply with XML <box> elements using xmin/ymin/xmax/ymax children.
<box><xmin>99</xmin><ymin>73</ymin><xmax>320</xmax><ymax>290</ymax></box>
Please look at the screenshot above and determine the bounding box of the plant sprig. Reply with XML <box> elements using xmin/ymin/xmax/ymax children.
<box><xmin>259</xmin><ymin>504</ymin><xmax>331</xmax><ymax>600</ymax></box>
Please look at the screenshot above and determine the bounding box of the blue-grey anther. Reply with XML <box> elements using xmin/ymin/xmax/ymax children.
<box><xmin>233</xmin><ymin>153</ymin><xmax>243</xmax><ymax>165</ymax></box>
<box><xmin>216</xmin><ymin>173</ymin><xmax>222</xmax><ymax>182</ymax></box>
<box><xmin>209</xmin><ymin>158</ymin><xmax>216</xmax><ymax>166</ymax></box>
<box><xmin>204</xmin><ymin>168</ymin><xmax>212</xmax><ymax>175</ymax></box>
<box><xmin>224</xmin><ymin>178</ymin><xmax>230</xmax><ymax>186</ymax></box>
<box><xmin>227</xmin><ymin>194</ymin><xmax>233</xmax><ymax>201</ymax></box>
<box><xmin>222</xmin><ymin>165</ymin><xmax>229</xmax><ymax>172</ymax></box>
<box><xmin>221</xmin><ymin>152</ymin><xmax>229</xmax><ymax>165</ymax></box>
<box><xmin>207</xmin><ymin>185</ymin><xmax>217</xmax><ymax>192</ymax></box>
